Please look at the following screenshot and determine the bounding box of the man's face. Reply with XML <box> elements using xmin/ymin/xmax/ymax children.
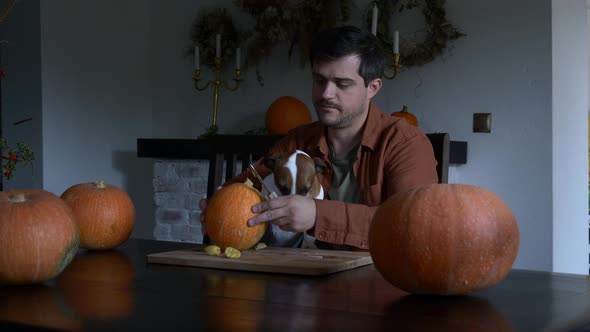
<box><xmin>311</xmin><ymin>55</ymin><xmax>378</xmax><ymax>129</ymax></box>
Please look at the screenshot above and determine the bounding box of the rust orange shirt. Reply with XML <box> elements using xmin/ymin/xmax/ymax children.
<box><xmin>230</xmin><ymin>102</ymin><xmax>438</xmax><ymax>250</ymax></box>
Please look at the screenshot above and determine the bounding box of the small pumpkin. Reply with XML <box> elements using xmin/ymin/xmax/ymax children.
<box><xmin>369</xmin><ymin>184</ymin><xmax>519</xmax><ymax>295</ymax></box>
<box><xmin>205</xmin><ymin>181</ymin><xmax>267</xmax><ymax>250</ymax></box>
<box><xmin>265</xmin><ymin>96</ymin><xmax>312</xmax><ymax>135</ymax></box>
<box><xmin>392</xmin><ymin>105</ymin><xmax>418</xmax><ymax>127</ymax></box>
<box><xmin>0</xmin><ymin>189</ymin><xmax>80</xmax><ymax>285</ymax></box>
<box><xmin>60</xmin><ymin>180</ymin><xmax>135</xmax><ymax>250</ymax></box>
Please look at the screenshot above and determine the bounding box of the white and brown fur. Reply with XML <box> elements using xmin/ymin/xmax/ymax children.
<box><xmin>263</xmin><ymin>149</ymin><xmax>326</xmax><ymax>199</ymax></box>
<box><xmin>261</xmin><ymin>149</ymin><xmax>326</xmax><ymax>248</ymax></box>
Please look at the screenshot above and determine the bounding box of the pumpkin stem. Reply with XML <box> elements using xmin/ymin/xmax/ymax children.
<box><xmin>244</xmin><ymin>178</ymin><xmax>254</xmax><ymax>187</ymax></box>
<box><xmin>9</xmin><ymin>192</ymin><xmax>27</xmax><ymax>203</ymax></box>
<box><xmin>401</xmin><ymin>105</ymin><xmax>408</xmax><ymax>113</ymax></box>
<box><xmin>95</xmin><ymin>180</ymin><xmax>106</xmax><ymax>189</ymax></box>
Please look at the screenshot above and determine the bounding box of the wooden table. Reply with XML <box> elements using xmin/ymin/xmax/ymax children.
<box><xmin>1</xmin><ymin>239</ymin><xmax>590</xmax><ymax>331</ymax></box>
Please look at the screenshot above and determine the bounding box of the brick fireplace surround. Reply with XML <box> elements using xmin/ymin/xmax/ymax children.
<box><xmin>151</xmin><ymin>160</ymin><xmax>210</xmax><ymax>244</ymax></box>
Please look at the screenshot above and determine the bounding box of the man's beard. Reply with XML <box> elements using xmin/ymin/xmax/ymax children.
<box><xmin>314</xmin><ymin>100</ymin><xmax>365</xmax><ymax>128</ymax></box>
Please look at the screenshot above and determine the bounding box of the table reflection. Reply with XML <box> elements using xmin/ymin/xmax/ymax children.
<box><xmin>382</xmin><ymin>294</ymin><xmax>514</xmax><ymax>331</ymax></box>
<box><xmin>56</xmin><ymin>249</ymin><xmax>136</xmax><ymax>320</ymax></box>
<box><xmin>0</xmin><ymin>284</ymin><xmax>82</xmax><ymax>331</ymax></box>
<box><xmin>205</xmin><ymin>273</ymin><xmax>266</xmax><ymax>332</ymax></box>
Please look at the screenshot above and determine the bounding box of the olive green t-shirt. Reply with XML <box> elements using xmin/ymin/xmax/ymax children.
<box><xmin>328</xmin><ymin>144</ymin><xmax>360</xmax><ymax>203</ymax></box>
<box><xmin>314</xmin><ymin>144</ymin><xmax>361</xmax><ymax>250</ymax></box>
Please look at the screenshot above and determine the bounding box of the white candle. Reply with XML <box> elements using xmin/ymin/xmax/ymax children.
<box><xmin>236</xmin><ymin>48</ymin><xmax>241</xmax><ymax>70</ymax></box>
<box><xmin>393</xmin><ymin>30</ymin><xmax>399</xmax><ymax>54</ymax></box>
<box><xmin>194</xmin><ymin>45</ymin><xmax>200</xmax><ymax>70</ymax></box>
<box><xmin>215</xmin><ymin>34</ymin><xmax>221</xmax><ymax>58</ymax></box>
<box><xmin>371</xmin><ymin>4</ymin><xmax>378</xmax><ymax>36</ymax></box>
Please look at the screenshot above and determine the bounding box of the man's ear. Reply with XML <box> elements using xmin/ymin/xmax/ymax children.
<box><xmin>313</xmin><ymin>157</ymin><xmax>327</xmax><ymax>174</ymax></box>
<box><xmin>263</xmin><ymin>155</ymin><xmax>278</xmax><ymax>170</ymax></box>
<box><xmin>367</xmin><ymin>78</ymin><xmax>382</xmax><ymax>99</ymax></box>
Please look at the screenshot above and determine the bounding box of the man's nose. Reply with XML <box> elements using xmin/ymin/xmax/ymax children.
<box><xmin>320</xmin><ymin>82</ymin><xmax>336</xmax><ymax>99</ymax></box>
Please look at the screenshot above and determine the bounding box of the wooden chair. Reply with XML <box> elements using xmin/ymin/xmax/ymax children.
<box><xmin>425</xmin><ymin>133</ymin><xmax>450</xmax><ymax>184</ymax></box>
<box><xmin>204</xmin><ymin>133</ymin><xmax>450</xmax><ymax>198</ymax></box>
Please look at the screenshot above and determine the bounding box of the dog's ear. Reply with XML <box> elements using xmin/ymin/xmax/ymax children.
<box><xmin>263</xmin><ymin>155</ymin><xmax>278</xmax><ymax>170</ymax></box>
<box><xmin>313</xmin><ymin>157</ymin><xmax>327</xmax><ymax>174</ymax></box>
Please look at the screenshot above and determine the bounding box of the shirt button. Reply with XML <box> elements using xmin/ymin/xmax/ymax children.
<box><xmin>318</xmin><ymin>232</ymin><xmax>326</xmax><ymax>239</ymax></box>
<box><xmin>361</xmin><ymin>240</ymin><xmax>367</xmax><ymax>248</ymax></box>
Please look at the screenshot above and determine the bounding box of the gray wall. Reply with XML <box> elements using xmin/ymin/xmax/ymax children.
<box><xmin>39</xmin><ymin>0</ymin><xmax>154</xmax><ymax>239</ymax></box>
<box><xmin>551</xmin><ymin>0</ymin><xmax>588</xmax><ymax>274</ymax></box>
<box><xmin>2</xmin><ymin>0</ymin><xmax>588</xmax><ymax>273</ymax></box>
<box><xmin>0</xmin><ymin>0</ymin><xmax>42</xmax><ymax>189</ymax></box>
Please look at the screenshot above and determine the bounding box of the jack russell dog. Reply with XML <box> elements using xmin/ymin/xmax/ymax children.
<box><xmin>261</xmin><ymin>149</ymin><xmax>326</xmax><ymax>248</ymax></box>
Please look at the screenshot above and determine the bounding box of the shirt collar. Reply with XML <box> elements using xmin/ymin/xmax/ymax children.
<box><xmin>360</xmin><ymin>101</ymin><xmax>383</xmax><ymax>151</ymax></box>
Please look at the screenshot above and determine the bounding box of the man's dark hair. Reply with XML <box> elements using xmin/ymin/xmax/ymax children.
<box><xmin>309</xmin><ymin>25</ymin><xmax>386</xmax><ymax>87</ymax></box>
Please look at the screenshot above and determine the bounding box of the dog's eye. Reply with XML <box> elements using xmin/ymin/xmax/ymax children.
<box><xmin>297</xmin><ymin>187</ymin><xmax>310</xmax><ymax>195</ymax></box>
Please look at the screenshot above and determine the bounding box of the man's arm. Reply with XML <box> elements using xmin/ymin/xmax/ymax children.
<box><xmin>311</xmin><ymin>132</ymin><xmax>438</xmax><ymax>250</ymax></box>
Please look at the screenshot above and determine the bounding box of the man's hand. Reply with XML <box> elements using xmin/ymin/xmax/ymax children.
<box><xmin>248</xmin><ymin>195</ymin><xmax>317</xmax><ymax>232</ymax></box>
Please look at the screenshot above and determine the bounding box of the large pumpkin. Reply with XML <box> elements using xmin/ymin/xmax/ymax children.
<box><xmin>0</xmin><ymin>189</ymin><xmax>80</xmax><ymax>285</ymax></box>
<box><xmin>60</xmin><ymin>180</ymin><xmax>135</xmax><ymax>250</ymax></box>
<box><xmin>369</xmin><ymin>184</ymin><xmax>519</xmax><ymax>295</ymax></box>
<box><xmin>205</xmin><ymin>182</ymin><xmax>267</xmax><ymax>250</ymax></box>
<box><xmin>265</xmin><ymin>96</ymin><xmax>312</xmax><ymax>135</ymax></box>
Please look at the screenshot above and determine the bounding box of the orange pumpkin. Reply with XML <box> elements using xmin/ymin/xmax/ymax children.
<box><xmin>265</xmin><ymin>96</ymin><xmax>312</xmax><ymax>134</ymax></box>
<box><xmin>0</xmin><ymin>189</ymin><xmax>79</xmax><ymax>285</ymax></box>
<box><xmin>205</xmin><ymin>182</ymin><xmax>267</xmax><ymax>250</ymax></box>
<box><xmin>56</xmin><ymin>250</ymin><xmax>135</xmax><ymax>320</ymax></box>
<box><xmin>369</xmin><ymin>184</ymin><xmax>519</xmax><ymax>295</ymax></box>
<box><xmin>392</xmin><ymin>105</ymin><xmax>418</xmax><ymax>127</ymax></box>
<box><xmin>60</xmin><ymin>180</ymin><xmax>135</xmax><ymax>250</ymax></box>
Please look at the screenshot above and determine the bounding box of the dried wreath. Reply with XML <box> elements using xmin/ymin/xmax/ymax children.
<box><xmin>366</xmin><ymin>0</ymin><xmax>466</xmax><ymax>67</ymax></box>
<box><xmin>189</xmin><ymin>0</ymin><xmax>465</xmax><ymax>87</ymax></box>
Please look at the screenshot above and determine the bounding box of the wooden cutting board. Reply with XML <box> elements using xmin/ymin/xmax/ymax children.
<box><xmin>146</xmin><ymin>246</ymin><xmax>373</xmax><ymax>276</ymax></box>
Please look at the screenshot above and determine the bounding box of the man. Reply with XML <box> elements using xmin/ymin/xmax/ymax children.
<box><xmin>200</xmin><ymin>25</ymin><xmax>438</xmax><ymax>250</ymax></box>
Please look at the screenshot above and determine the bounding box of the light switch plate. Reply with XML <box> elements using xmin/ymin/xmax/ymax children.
<box><xmin>473</xmin><ymin>113</ymin><xmax>492</xmax><ymax>133</ymax></box>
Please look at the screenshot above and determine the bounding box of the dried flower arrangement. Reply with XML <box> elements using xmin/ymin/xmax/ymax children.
<box><xmin>190</xmin><ymin>0</ymin><xmax>465</xmax><ymax>75</ymax></box>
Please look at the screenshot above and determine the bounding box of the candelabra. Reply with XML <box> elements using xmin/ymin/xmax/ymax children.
<box><xmin>383</xmin><ymin>29</ymin><xmax>400</xmax><ymax>80</ymax></box>
<box><xmin>370</xmin><ymin>3</ymin><xmax>400</xmax><ymax>81</ymax></box>
<box><xmin>383</xmin><ymin>52</ymin><xmax>400</xmax><ymax>80</ymax></box>
<box><xmin>193</xmin><ymin>57</ymin><xmax>241</xmax><ymax>135</ymax></box>
<box><xmin>193</xmin><ymin>33</ymin><xmax>242</xmax><ymax>137</ymax></box>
